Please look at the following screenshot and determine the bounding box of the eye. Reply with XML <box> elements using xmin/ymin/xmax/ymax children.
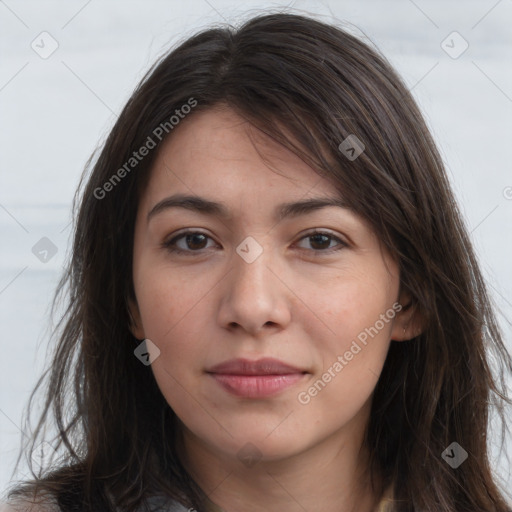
<box><xmin>162</xmin><ymin>229</ymin><xmax>347</xmax><ymax>255</ymax></box>
<box><xmin>162</xmin><ymin>230</ymin><xmax>217</xmax><ymax>255</ymax></box>
<box><xmin>295</xmin><ymin>230</ymin><xmax>347</xmax><ymax>254</ymax></box>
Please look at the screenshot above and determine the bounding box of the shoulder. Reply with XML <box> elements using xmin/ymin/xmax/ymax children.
<box><xmin>145</xmin><ymin>494</ymin><xmax>192</xmax><ymax>512</ymax></box>
<box><xmin>0</xmin><ymin>496</ymin><xmax>61</xmax><ymax>512</ymax></box>
<box><xmin>374</xmin><ymin>483</ymin><xmax>395</xmax><ymax>512</ymax></box>
<box><xmin>1</xmin><ymin>491</ymin><xmax>191</xmax><ymax>512</ymax></box>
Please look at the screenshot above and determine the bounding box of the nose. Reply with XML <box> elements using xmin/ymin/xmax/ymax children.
<box><xmin>216</xmin><ymin>241</ymin><xmax>292</xmax><ymax>337</ymax></box>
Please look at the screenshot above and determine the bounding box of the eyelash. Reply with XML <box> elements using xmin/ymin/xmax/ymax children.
<box><xmin>162</xmin><ymin>230</ymin><xmax>348</xmax><ymax>256</ymax></box>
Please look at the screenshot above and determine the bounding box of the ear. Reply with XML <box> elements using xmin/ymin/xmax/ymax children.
<box><xmin>127</xmin><ymin>296</ymin><xmax>145</xmax><ymax>340</ymax></box>
<box><xmin>390</xmin><ymin>290</ymin><xmax>425</xmax><ymax>342</ymax></box>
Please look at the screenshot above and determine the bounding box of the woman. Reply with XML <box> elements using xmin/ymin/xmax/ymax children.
<box><xmin>3</xmin><ymin>11</ymin><xmax>511</xmax><ymax>512</ymax></box>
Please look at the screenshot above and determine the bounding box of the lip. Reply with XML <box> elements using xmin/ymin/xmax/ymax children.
<box><xmin>206</xmin><ymin>357</ymin><xmax>305</xmax><ymax>375</ymax></box>
<box><xmin>206</xmin><ymin>358</ymin><xmax>308</xmax><ymax>398</ymax></box>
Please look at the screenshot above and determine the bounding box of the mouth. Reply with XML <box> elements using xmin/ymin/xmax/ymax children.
<box><xmin>206</xmin><ymin>358</ymin><xmax>308</xmax><ymax>398</ymax></box>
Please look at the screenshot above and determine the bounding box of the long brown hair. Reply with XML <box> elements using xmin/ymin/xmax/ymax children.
<box><xmin>6</xmin><ymin>11</ymin><xmax>512</xmax><ymax>512</ymax></box>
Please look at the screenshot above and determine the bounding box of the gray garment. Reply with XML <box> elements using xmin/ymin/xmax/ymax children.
<box><xmin>0</xmin><ymin>496</ymin><xmax>191</xmax><ymax>512</ymax></box>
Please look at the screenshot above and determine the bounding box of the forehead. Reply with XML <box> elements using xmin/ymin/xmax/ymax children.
<box><xmin>140</xmin><ymin>107</ymin><xmax>337</xmax><ymax>209</ymax></box>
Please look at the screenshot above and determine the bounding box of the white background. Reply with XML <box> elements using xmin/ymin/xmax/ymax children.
<box><xmin>1</xmin><ymin>0</ymin><xmax>511</xmax><ymax>500</ymax></box>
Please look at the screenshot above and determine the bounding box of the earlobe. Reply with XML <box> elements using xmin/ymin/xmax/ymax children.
<box><xmin>127</xmin><ymin>297</ymin><xmax>145</xmax><ymax>340</ymax></box>
<box><xmin>391</xmin><ymin>291</ymin><xmax>425</xmax><ymax>342</ymax></box>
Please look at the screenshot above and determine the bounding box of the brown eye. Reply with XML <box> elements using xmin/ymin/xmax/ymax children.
<box><xmin>162</xmin><ymin>229</ymin><xmax>347</xmax><ymax>256</ymax></box>
<box><xmin>296</xmin><ymin>231</ymin><xmax>347</xmax><ymax>253</ymax></box>
<box><xmin>183</xmin><ymin>233</ymin><xmax>208</xmax><ymax>250</ymax></box>
<box><xmin>163</xmin><ymin>231</ymin><xmax>215</xmax><ymax>254</ymax></box>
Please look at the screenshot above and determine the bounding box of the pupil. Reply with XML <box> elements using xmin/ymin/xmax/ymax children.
<box><xmin>311</xmin><ymin>234</ymin><xmax>329</xmax><ymax>249</ymax></box>
<box><xmin>187</xmin><ymin>233</ymin><xmax>206</xmax><ymax>249</ymax></box>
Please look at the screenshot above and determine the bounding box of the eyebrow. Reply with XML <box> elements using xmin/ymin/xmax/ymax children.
<box><xmin>146</xmin><ymin>193</ymin><xmax>351</xmax><ymax>224</ymax></box>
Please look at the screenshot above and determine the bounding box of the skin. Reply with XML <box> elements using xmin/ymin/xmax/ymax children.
<box><xmin>129</xmin><ymin>106</ymin><xmax>421</xmax><ymax>512</ymax></box>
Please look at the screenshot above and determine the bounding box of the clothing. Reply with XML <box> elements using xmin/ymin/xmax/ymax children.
<box><xmin>0</xmin><ymin>485</ymin><xmax>395</xmax><ymax>511</ymax></box>
<box><xmin>375</xmin><ymin>484</ymin><xmax>395</xmax><ymax>511</ymax></box>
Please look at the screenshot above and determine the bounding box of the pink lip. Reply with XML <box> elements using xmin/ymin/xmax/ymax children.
<box><xmin>206</xmin><ymin>358</ymin><xmax>307</xmax><ymax>398</ymax></box>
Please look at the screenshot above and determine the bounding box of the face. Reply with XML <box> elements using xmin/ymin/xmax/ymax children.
<box><xmin>129</xmin><ymin>106</ymin><xmax>413</xmax><ymax>469</ymax></box>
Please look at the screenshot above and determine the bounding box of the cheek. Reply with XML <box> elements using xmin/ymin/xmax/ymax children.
<box><xmin>133</xmin><ymin>267</ymin><xmax>214</xmax><ymax>396</ymax></box>
<box><xmin>305</xmin><ymin>270</ymin><xmax>396</xmax><ymax>343</ymax></box>
<box><xmin>134</xmin><ymin>260</ymin><xmax>214</xmax><ymax>340</ymax></box>
<box><xmin>299</xmin><ymin>272</ymin><xmax>396</xmax><ymax>399</ymax></box>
